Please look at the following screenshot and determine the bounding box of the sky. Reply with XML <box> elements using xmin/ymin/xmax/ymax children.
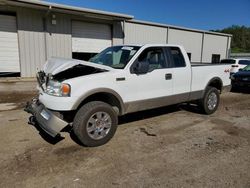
<box><xmin>46</xmin><ymin>0</ymin><xmax>250</xmax><ymax>31</ymax></box>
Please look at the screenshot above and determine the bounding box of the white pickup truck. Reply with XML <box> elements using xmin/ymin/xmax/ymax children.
<box><xmin>25</xmin><ymin>44</ymin><xmax>231</xmax><ymax>146</ymax></box>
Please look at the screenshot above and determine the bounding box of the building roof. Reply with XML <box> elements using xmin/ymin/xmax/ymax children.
<box><xmin>5</xmin><ymin>0</ymin><xmax>134</xmax><ymax>20</ymax></box>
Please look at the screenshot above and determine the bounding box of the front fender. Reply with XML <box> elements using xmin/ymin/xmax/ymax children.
<box><xmin>72</xmin><ymin>88</ymin><xmax>126</xmax><ymax>115</ymax></box>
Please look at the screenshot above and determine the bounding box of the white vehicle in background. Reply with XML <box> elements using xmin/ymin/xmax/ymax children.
<box><xmin>25</xmin><ymin>44</ymin><xmax>231</xmax><ymax>147</ymax></box>
<box><xmin>220</xmin><ymin>58</ymin><xmax>250</xmax><ymax>74</ymax></box>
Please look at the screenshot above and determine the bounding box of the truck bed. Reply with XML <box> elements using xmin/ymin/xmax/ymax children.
<box><xmin>191</xmin><ymin>63</ymin><xmax>231</xmax><ymax>92</ymax></box>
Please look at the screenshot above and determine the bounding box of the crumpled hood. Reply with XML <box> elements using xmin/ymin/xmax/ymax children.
<box><xmin>43</xmin><ymin>57</ymin><xmax>114</xmax><ymax>75</ymax></box>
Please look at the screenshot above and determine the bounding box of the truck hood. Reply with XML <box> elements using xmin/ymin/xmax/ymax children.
<box><xmin>43</xmin><ymin>57</ymin><xmax>114</xmax><ymax>75</ymax></box>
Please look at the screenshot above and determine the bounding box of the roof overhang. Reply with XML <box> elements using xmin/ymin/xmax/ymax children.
<box><xmin>4</xmin><ymin>0</ymin><xmax>134</xmax><ymax>21</ymax></box>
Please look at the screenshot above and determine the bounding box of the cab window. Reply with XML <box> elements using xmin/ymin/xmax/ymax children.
<box><xmin>166</xmin><ymin>47</ymin><xmax>186</xmax><ymax>68</ymax></box>
<box><xmin>137</xmin><ymin>47</ymin><xmax>167</xmax><ymax>72</ymax></box>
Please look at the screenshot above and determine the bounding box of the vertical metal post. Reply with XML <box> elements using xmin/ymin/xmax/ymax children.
<box><xmin>226</xmin><ymin>36</ymin><xmax>229</xmax><ymax>58</ymax></box>
<box><xmin>200</xmin><ymin>32</ymin><xmax>205</xmax><ymax>63</ymax></box>
<box><xmin>166</xmin><ymin>27</ymin><xmax>169</xmax><ymax>44</ymax></box>
<box><xmin>122</xmin><ymin>20</ymin><xmax>125</xmax><ymax>44</ymax></box>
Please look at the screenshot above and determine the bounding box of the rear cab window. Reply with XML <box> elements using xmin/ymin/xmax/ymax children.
<box><xmin>165</xmin><ymin>47</ymin><xmax>186</xmax><ymax>68</ymax></box>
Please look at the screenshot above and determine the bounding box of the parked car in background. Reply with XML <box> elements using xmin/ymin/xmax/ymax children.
<box><xmin>230</xmin><ymin>65</ymin><xmax>250</xmax><ymax>90</ymax></box>
<box><xmin>220</xmin><ymin>58</ymin><xmax>250</xmax><ymax>75</ymax></box>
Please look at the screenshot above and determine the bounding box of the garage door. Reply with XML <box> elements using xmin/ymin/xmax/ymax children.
<box><xmin>72</xmin><ymin>21</ymin><xmax>112</xmax><ymax>53</ymax></box>
<box><xmin>0</xmin><ymin>15</ymin><xmax>20</xmax><ymax>73</ymax></box>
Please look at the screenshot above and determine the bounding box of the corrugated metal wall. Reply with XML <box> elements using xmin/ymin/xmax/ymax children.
<box><xmin>202</xmin><ymin>34</ymin><xmax>228</xmax><ymax>62</ymax></box>
<box><xmin>45</xmin><ymin>13</ymin><xmax>72</xmax><ymax>59</ymax></box>
<box><xmin>168</xmin><ymin>29</ymin><xmax>203</xmax><ymax>62</ymax></box>
<box><xmin>17</xmin><ymin>8</ymin><xmax>46</xmax><ymax>77</ymax></box>
<box><xmin>124</xmin><ymin>22</ymin><xmax>168</xmax><ymax>44</ymax></box>
<box><xmin>16</xmin><ymin>8</ymin><xmax>72</xmax><ymax>77</ymax></box>
<box><xmin>124</xmin><ymin>21</ymin><xmax>231</xmax><ymax>63</ymax></box>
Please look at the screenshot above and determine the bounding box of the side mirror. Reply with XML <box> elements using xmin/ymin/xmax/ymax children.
<box><xmin>134</xmin><ymin>61</ymin><xmax>149</xmax><ymax>74</ymax></box>
<box><xmin>239</xmin><ymin>68</ymin><xmax>243</xmax><ymax>71</ymax></box>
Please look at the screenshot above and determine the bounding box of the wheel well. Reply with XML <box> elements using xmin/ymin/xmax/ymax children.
<box><xmin>207</xmin><ymin>78</ymin><xmax>223</xmax><ymax>92</ymax></box>
<box><xmin>77</xmin><ymin>92</ymin><xmax>123</xmax><ymax>115</ymax></box>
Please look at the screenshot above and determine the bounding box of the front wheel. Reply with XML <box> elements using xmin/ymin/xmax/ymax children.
<box><xmin>73</xmin><ymin>101</ymin><xmax>118</xmax><ymax>147</ymax></box>
<box><xmin>199</xmin><ymin>86</ymin><xmax>220</xmax><ymax>115</ymax></box>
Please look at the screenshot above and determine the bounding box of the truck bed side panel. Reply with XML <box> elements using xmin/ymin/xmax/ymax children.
<box><xmin>191</xmin><ymin>64</ymin><xmax>231</xmax><ymax>96</ymax></box>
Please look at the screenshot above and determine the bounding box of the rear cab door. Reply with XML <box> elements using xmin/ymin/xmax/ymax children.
<box><xmin>164</xmin><ymin>46</ymin><xmax>192</xmax><ymax>101</ymax></box>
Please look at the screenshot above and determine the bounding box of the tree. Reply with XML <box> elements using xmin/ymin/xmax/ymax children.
<box><xmin>211</xmin><ymin>25</ymin><xmax>250</xmax><ymax>53</ymax></box>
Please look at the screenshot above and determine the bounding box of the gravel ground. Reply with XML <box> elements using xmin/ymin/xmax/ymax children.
<box><xmin>0</xmin><ymin>88</ymin><xmax>249</xmax><ymax>188</ymax></box>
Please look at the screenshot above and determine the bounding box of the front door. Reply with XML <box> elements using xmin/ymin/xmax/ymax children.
<box><xmin>124</xmin><ymin>47</ymin><xmax>173</xmax><ymax>113</ymax></box>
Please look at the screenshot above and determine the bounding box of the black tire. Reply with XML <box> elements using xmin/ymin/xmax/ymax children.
<box><xmin>199</xmin><ymin>86</ymin><xmax>220</xmax><ymax>115</ymax></box>
<box><xmin>231</xmin><ymin>82</ymin><xmax>238</xmax><ymax>92</ymax></box>
<box><xmin>73</xmin><ymin>101</ymin><xmax>118</xmax><ymax>147</ymax></box>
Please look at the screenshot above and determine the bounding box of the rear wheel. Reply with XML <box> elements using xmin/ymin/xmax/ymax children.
<box><xmin>73</xmin><ymin>101</ymin><xmax>118</xmax><ymax>147</ymax></box>
<box><xmin>199</xmin><ymin>86</ymin><xmax>220</xmax><ymax>115</ymax></box>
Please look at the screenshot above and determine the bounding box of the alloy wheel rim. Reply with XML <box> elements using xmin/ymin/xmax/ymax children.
<box><xmin>207</xmin><ymin>92</ymin><xmax>218</xmax><ymax>110</ymax></box>
<box><xmin>86</xmin><ymin>111</ymin><xmax>112</xmax><ymax>140</ymax></box>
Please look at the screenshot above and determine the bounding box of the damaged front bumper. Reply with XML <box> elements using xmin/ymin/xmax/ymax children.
<box><xmin>24</xmin><ymin>98</ymin><xmax>69</xmax><ymax>137</ymax></box>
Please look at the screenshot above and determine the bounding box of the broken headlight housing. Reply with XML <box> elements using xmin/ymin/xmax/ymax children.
<box><xmin>46</xmin><ymin>80</ymin><xmax>71</xmax><ymax>97</ymax></box>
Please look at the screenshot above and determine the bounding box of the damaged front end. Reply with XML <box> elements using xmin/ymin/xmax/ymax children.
<box><xmin>36</xmin><ymin>70</ymin><xmax>48</xmax><ymax>91</ymax></box>
<box><xmin>24</xmin><ymin>98</ymin><xmax>69</xmax><ymax>137</ymax></box>
<box><xmin>25</xmin><ymin>71</ymin><xmax>71</xmax><ymax>137</ymax></box>
<box><xmin>36</xmin><ymin>58</ymin><xmax>109</xmax><ymax>93</ymax></box>
<box><xmin>52</xmin><ymin>64</ymin><xmax>107</xmax><ymax>81</ymax></box>
<box><xmin>25</xmin><ymin>58</ymin><xmax>111</xmax><ymax>137</ymax></box>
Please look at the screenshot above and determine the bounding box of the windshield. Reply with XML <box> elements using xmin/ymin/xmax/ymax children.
<box><xmin>220</xmin><ymin>59</ymin><xmax>236</xmax><ymax>64</ymax></box>
<box><xmin>89</xmin><ymin>46</ymin><xmax>140</xmax><ymax>69</ymax></box>
<box><xmin>242</xmin><ymin>65</ymin><xmax>250</xmax><ymax>71</ymax></box>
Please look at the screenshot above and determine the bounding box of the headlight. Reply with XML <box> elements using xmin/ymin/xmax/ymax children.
<box><xmin>46</xmin><ymin>80</ymin><xmax>71</xmax><ymax>97</ymax></box>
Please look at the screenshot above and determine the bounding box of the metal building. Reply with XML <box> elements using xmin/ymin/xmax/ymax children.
<box><xmin>0</xmin><ymin>0</ymin><xmax>232</xmax><ymax>77</ymax></box>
